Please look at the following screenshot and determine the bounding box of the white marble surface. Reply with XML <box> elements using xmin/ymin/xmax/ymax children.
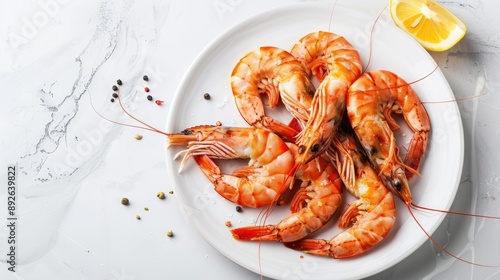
<box><xmin>1</xmin><ymin>0</ymin><xmax>500</xmax><ymax>279</ymax></box>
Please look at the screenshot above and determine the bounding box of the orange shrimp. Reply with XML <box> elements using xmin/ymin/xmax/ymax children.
<box><xmin>286</xmin><ymin>123</ymin><xmax>396</xmax><ymax>258</ymax></box>
<box><xmin>290</xmin><ymin>31</ymin><xmax>362</xmax><ymax>83</ymax></box>
<box><xmin>291</xmin><ymin>31</ymin><xmax>362</xmax><ymax>166</ymax></box>
<box><xmin>230</xmin><ymin>144</ymin><xmax>343</xmax><ymax>243</ymax></box>
<box><xmin>166</xmin><ymin>125</ymin><xmax>295</xmax><ymax>208</ymax></box>
<box><xmin>346</xmin><ymin>70</ymin><xmax>431</xmax><ymax>204</ymax></box>
<box><xmin>231</xmin><ymin>46</ymin><xmax>316</xmax><ymax>141</ymax></box>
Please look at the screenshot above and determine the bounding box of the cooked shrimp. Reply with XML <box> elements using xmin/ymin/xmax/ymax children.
<box><xmin>294</xmin><ymin>75</ymin><xmax>348</xmax><ymax>163</ymax></box>
<box><xmin>291</xmin><ymin>31</ymin><xmax>362</xmax><ymax>83</ymax></box>
<box><xmin>230</xmin><ymin>144</ymin><xmax>343</xmax><ymax>243</ymax></box>
<box><xmin>231</xmin><ymin>46</ymin><xmax>316</xmax><ymax>141</ymax></box>
<box><xmin>286</xmin><ymin>123</ymin><xmax>396</xmax><ymax>259</ymax></box>
<box><xmin>346</xmin><ymin>70</ymin><xmax>431</xmax><ymax>204</ymax></box>
<box><xmin>166</xmin><ymin>125</ymin><xmax>295</xmax><ymax>208</ymax></box>
<box><xmin>292</xmin><ymin>31</ymin><xmax>362</xmax><ymax>166</ymax></box>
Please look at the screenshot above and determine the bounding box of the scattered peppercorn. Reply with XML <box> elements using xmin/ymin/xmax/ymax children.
<box><xmin>112</xmin><ymin>93</ymin><xmax>118</xmax><ymax>98</ymax></box>
<box><xmin>143</xmin><ymin>75</ymin><xmax>149</xmax><ymax>81</ymax></box>
<box><xmin>225</xmin><ymin>221</ymin><xmax>232</xmax><ymax>227</ymax></box>
<box><xmin>112</xmin><ymin>85</ymin><xmax>118</xmax><ymax>91</ymax></box>
<box><xmin>110</xmin><ymin>98</ymin><xmax>115</xmax><ymax>103</ymax></box>
<box><xmin>136</xmin><ymin>215</ymin><xmax>141</xmax><ymax>220</ymax></box>
<box><xmin>236</xmin><ymin>206</ymin><xmax>243</xmax><ymax>213</ymax></box>
<box><xmin>134</xmin><ymin>134</ymin><xmax>143</xmax><ymax>140</ymax></box>
<box><xmin>144</xmin><ymin>87</ymin><xmax>150</xmax><ymax>92</ymax></box>
<box><xmin>121</xmin><ymin>197</ymin><xmax>129</xmax><ymax>205</ymax></box>
<box><xmin>155</xmin><ymin>100</ymin><xmax>164</xmax><ymax>105</ymax></box>
<box><xmin>169</xmin><ymin>190</ymin><xmax>174</xmax><ymax>195</ymax></box>
<box><xmin>203</xmin><ymin>93</ymin><xmax>211</xmax><ymax>100</ymax></box>
<box><xmin>216</xmin><ymin>121</ymin><xmax>222</xmax><ymax>126</ymax></box>
<box><xmin>144</xmin><ymin>207</ymin><xmax>149</xmax><ymax>211</ymax></box>
<box><xmin>167</xmin><ymin>230</ymin><xmax>174</xmax><ymax>237</ymax></box>
<box><xmin>116</xmin><ymin>79</ymin><xmax>122</xmax><ymax>85</ymax></box>
<box><xmin>147</xmin><ymin>95</ymin><xmax>153</xmax><ymax>101</ymax></box>
<box><xmin>157</xmin><ymin>192</ymin><xmax>166</xmax><ymax>199</ymax></box>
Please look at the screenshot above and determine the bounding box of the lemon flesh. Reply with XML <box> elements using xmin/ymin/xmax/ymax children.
<box><xmin>390</xmin><ymin>0</ymin><xmax>467</xmax><ymax>52</ymax></box>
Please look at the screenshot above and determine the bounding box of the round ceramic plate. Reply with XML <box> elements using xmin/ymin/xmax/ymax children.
<box><xmin>165</xmin><ymin>2</ymin><xmax>464</xmax><ymax>279</ymax></box>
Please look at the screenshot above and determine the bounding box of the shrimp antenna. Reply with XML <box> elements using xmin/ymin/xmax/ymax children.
<box><xmin>410</xmin><ymin>203</ymin><xmax>500</xmax><ymax>220</ymax></box>
<box><xmin>406</xmin><ymin>204</ymin><xmax>498</xmax><ymax>267</ymax></box>
<box><xmin>115</xmin><ymin>88</ymin><xmax>168</xmax><ymax>136</ymax></box>
<box><xmin>349</xmin><ymin>64</ymin><xmax>440</xmax><ymax>95</ymax></box>
<box><xmin>89</xmin><ymin>86</ymin><xmax>168</xmax><ymax>136</ymax></box>
<box><xmin>327</xmin><ymin>0</ymin><xmax>338</xmax><ymax>32</ymax></box>
<box><xmin>422</xmin><ymin>92</ymin><xmax>487</xmax><ymax>104</ymax></box>
<box><xmin>363</xmin><ymin>3</ymin><xmax>389</xmax><ymax>72</ymax></box>
<box><xmin>89</xmin><ymin>92</ymin><xmax>158</xmax><ymax>133</ymax></box>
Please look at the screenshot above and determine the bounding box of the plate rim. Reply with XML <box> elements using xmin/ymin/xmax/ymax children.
<box><xmin>164</xmin><ymin>2</ymin><xmax>465</xmax><ymax>279</ymax></box>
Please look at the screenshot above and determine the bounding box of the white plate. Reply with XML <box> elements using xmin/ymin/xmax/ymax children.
<box><xmin>165</xmin><ymin>2</ymin><xmax>464</xmax><ymax>279</ymax></box>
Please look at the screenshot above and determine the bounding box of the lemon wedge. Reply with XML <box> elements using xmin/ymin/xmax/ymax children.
<box><xmin>390</xmin><ymin>0</ymin><xmax>467</xmax><ymax>52</ymax></box>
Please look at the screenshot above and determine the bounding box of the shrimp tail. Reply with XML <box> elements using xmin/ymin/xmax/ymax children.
<box><xmin>264</xmin><ymin>117</ymin><xmax>300</xmax><ymax>142</ymax></box>
<box><xmin>231</xmin><ymin>226</ymin><xmax>280</xmax><ymax>241</ymax></box>
<box><xmin>404</xmin><ymin>131</ymin><xmax>428</xmax><ymax>179</ymax></box>
<box><xmin>284</xmin><ymin>239</ymin><xmax>332</xmax><ymax>257</ymax></box>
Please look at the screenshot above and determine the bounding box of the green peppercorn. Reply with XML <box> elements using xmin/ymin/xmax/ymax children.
<box><xmin>121</xmin><ymin>197</ymin><xmax>129</xmax><ymax>205</ymax></box>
